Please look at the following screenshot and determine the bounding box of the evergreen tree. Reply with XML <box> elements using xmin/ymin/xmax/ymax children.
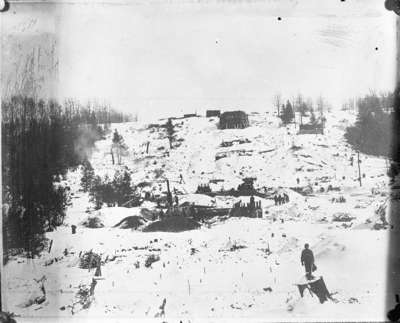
<box><xmin>113</xmin><ymin>169</ymin><xmax>132</xmax><ymax>206</ymax></box>
<box><xmin>345</xmin><ymin>93</ymin><xmax>392</xmax><ymax>157</ymax></box>
<box><xmin>88</xmin><ymin>170</ymin><xmax>133</xmax><ymax>208</ymax></box>
<box><xmin>280</xmin><ymin>100</ymin><xmax>295</xmax><ymax>124</ymax></box>
<box><xmin>89</xmin><ymin>175</ymin><xmax>105</xmax><ymax>210</ymax></box>
<box><xmin>81</xmin><ymin>159</ymin><xmax>95</xmax><ymax>192</ymax></box>
<box><xmin>166</xmin><ymin>118</ymin><xmax>175</xmax><ymax>149</ymax></box>
<box><xmin>111</xmin><ymin>129</ymin><xmax>128</xmax><ymax>164</ymax></box>
<box><xmin>1</xmin><ymin>95</ymin><xmax>131</xmax><ymax>259</ymax></box>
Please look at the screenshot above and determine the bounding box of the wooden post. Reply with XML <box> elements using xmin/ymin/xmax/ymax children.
<box><xmin>146</xmin><ymin>141</ymin><xmax>150</xmax><ymax>154</ymax></box>
<box><xmin>89</xmin><ymin>278</ymin><xmax>97</xmax><ymax>296</ymax></box>
<box><xmin>357</xmin><ymin>151</ymin><xmax>362</xmax><ymax>187</ymax></box>
<box><xmin>111</xmin><ymin>148</ymin><xmax>115</xmax><ymax>165</ymax></box>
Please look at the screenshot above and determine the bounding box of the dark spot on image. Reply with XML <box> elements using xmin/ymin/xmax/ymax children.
<box><xmin>385</xmin><ymin>0</ymin><xmax>400</xmax><ymax>15</ymax></box>
<box><xmin>0</xmin><ymin>0</ymin><xmax>10</xmax><ymax>12</ymax></box>
<box><xmin>277</xmin><ymin>17</ymin><xmax>282</xmax><ymax>21</ymax></box>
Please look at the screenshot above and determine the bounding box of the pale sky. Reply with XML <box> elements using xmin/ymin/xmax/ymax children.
<box><xmin>2</xmin><ymin>0</ymin><xmax>397</xmax><ymax>121</ymax></box>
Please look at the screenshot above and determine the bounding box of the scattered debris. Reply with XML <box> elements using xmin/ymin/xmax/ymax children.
<box><xmin>145</xmin><ymin>254</ymin><xmax>160</xmax><ymax>268</ymax></box>
<box><xmin>154</xmin><ymin>298</ymin><xmax>167</xmax><ymax>318</ymax></box>
<box><xmin>0</xmin><ymin>312</ymin><xmax>17</xmax><ymax>323</ymax></box>
<box><xmin>79</xmin><ymin>251</ymin><xmax>101</xmax><ymax>269</ymax></box>
<box><xmin>81</xmin><ymin>216</ymin><xmax>104</xmax><ymax>228</ymax></box>
<box><xmin>20</xmin><ymin>276</ymin><xmax>46</xmax><ymax>308</ymax></box>
<box><xmin>332</xmin><ymin>213</ymin><xmax>355</xmax><ymax>222</ymax></box>
<box><xmin>348</xmin><ymin>297</ymin><xmax>359</xmax><ymax>304</ymax></box>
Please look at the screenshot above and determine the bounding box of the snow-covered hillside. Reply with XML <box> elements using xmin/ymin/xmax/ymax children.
<box><xmin>4</xmin><ymin>110</ymin><xmax>394</xmax><ymax>321</ymax></box>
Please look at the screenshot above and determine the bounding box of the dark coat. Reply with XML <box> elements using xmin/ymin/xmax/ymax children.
<box><xmin>301</xmin><ymin>248</ymin><xmax>314</xmax><ymax>265</ymax></box>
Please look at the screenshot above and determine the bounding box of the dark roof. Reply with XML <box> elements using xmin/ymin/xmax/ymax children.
<box><xmin>220</xmin><ymin>110</ymin><xmax>247</xmax><ymax>117</ymax></box>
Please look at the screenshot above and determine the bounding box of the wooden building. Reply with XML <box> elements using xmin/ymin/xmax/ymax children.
<box><xmin>298</xmin><ymin>117</ymin><xmax>326</xmax><ymax>135</ymax></box>
<box><xmin>298</xmin><ymin>123</ymin><xmax>324</xmax><ymax>134</ymax></box>
<box><xmin>219</xmin><ymin>110</ymin><xmax>249</xmax><ymax>129</ymax></box>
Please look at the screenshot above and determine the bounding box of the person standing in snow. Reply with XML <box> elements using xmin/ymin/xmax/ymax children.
<box><xmin>301</xmin><ymin>243</ymin><xmax>315</xmax><ymax>279</ymax></box>
<box><xmin>174</xmin><ymin>195</ymin><xmax>179</xmax><ymax>206</ymax></box>
<box><xmin>249</xmin><ymin>195</ymin><xmax>255</xmax><ymax>209</ymax></box>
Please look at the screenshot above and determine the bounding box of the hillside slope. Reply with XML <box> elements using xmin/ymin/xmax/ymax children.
<box><xmin>4</xmin><ymin>110</ymin><xmax>393</xmax><ymax>321</ymax></box>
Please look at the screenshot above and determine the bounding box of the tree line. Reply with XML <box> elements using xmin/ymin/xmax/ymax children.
<box><xmin>344</xmin><ymin>92</ymin><xmax>394</xmax><ymax>158</ymax></box>
<box><xmin>2</xmin><ymin>95</ymin><xmax>131</xmax><ymax>262</ymax></box>
<box><xmin>81</xmin><ymin>161</ymin><xmax>136</xmax><ymax>210</ymax></box>
<box><xmin>273</xmin><ymin>94</ymin><xmax>329</xmax><ymax>125</ymax></box>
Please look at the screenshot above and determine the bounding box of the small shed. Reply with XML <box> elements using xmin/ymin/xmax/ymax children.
<box><xmin>219</xmin><ymin>110</ymin><xmax>249</xmax><ymax>129</ymax></box>
<box><xmin>298</xmin><ymin>123</ymin><xmax>324</xmax><ymax>135</ymax></box>
<box><xmin>206</xmin><ymin>110</ymin><xmax>221</xmax><ymax>117</ymax></box>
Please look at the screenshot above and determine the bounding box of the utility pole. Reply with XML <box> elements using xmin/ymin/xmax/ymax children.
<box><xmin>357</xmin><ymin>151</ymin><xmax>362</xmax><ymax>187</ymax></box>
<box><xmin>166</xmin><ymin>179</ymin><xmax>172</xmax><ymax>206</ymax></box>
<box><xmin>110</xmin><ymin>148</ymin><xmax>115</xmax><ymax>165</ymax></box>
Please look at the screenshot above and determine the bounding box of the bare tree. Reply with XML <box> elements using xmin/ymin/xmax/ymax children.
<box><xmin>316</xmin><ymin>96</ymin><xmax>325</xmax><ymax>117</ymax></box>
<box><xmin>273</xmin><ymin>93</ymin><xmax>282</xmax><ymax>116</ymax></box>
<box><xmin>295</xmin><ymin>94</ymin><xmax>304</xmax><ymax>112</ymax></box>
<box><xmin>306</xmin><ymin>97</ymin><xmax>314</xmax><ymax>111</ymax></box>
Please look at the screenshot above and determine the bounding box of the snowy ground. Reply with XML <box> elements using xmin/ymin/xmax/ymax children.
<box><xmin>4</xmin><ymin>110</ymin><xmax>395</xmax><ymax>322</ymax></box>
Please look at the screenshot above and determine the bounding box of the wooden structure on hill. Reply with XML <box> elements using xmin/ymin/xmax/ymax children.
<box><xmin>229</xmin><ymin>198</ymin><xmax>262</xmax><ymax>218</ymax></box>
<box><xmin>195</xmin><ymin>178</ymin><xmax>270</xmax><ymax>199</ymax></box>
<box><xmin>206</xmin><ymin>110</ymin><xmax>221</xmax><ymax>117</ymax></box>
<box><xmin>195</xmin><ymin>184</ymin><xmax>212</xmax><ymax>194</ymax></box>
<box><xmin>219</xmin><ymin>111</ymin><xmax>249</xmax><ymax>129</ymax></box>
<box><xmin>237</xmin><ymin>177</ymin><xmax>257</xmax><ymax>192</ymax></box>
<box><xmin>298</xmin><ymin>123</ymin><xmax>324</xmax><ymax>134</ymax></box>
<box><xmin>162</xmin><ymin>204</ymin><xmax>230</xmax><ymax>220</ymax></box>
<box><xmin>298</xmin><ymin>116</ymin><xmax>326</xmax><ymax>135</ymax></box>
